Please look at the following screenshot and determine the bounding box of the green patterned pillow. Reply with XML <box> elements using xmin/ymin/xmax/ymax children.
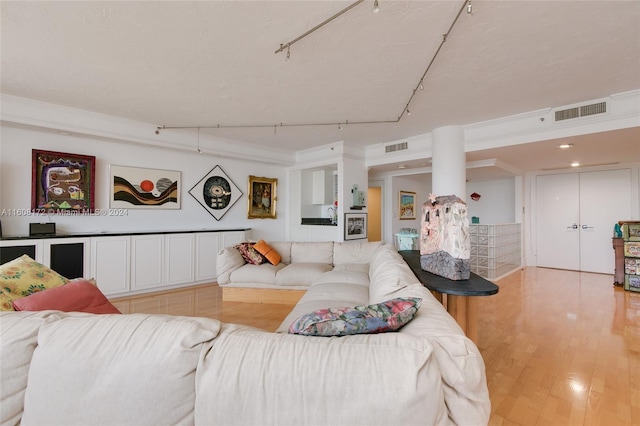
<box><xmin>0</xmin><ymin>255</ymin><xmax>68</xmax><ymax>311</ymax></box>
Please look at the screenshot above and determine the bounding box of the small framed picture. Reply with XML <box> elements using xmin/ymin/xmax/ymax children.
<box><xmin>624</xmin><ymin>242</ymin><xmax>640</xmax><ymax>258</ymax></box>
<box><xmin>399</xmin><ymin>190</ymin><xmax>416</xmax><ymax>220</ymax></box>
<box><xmin>345</xmin><ymin>212</ymin><xmax>367</xmax><ymax>240</ymax></box>
<box><xmin>248</xmin><ymin>175</ymin><xmax>277</xmax><ymax>219</ymax></box>
<box><xmin>625</xmin><ymin>275</ymin><xmax>640</xmax><ymax>292</ymax></box>
<box><xmin>625</xmin><ymin>223</ymin><xmax>640</xmax><ymax>241</ymax></box>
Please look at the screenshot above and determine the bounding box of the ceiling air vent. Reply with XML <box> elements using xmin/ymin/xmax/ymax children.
<box><xmin>385</xmin><ymin>142</ymin><xmax>408</xmax><ymax>153</ymax></box>
<box><xmin>555</xmin><ymin>101</ymin><xmax>607</xmax><ymax>122</ymax></box>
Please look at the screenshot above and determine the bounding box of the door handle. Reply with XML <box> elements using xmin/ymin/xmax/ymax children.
<box><xmin>567</xmin><ymin>224</ymin><xmax>578</xmax><ymax>229</ymax></box>
<box><xmin>581</xmin><ymin>224</ymin><xmax>594</xmax><ymax>230</ymax></box>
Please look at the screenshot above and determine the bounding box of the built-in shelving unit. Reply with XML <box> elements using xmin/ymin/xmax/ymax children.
<box><xmin>0</xmin><ymin>229</ymin><xmax>249</xmax><ymax>298</ymax></box>
<box><xmin>621</xmin><ymin>222</ymin><xmax>640</xmax><ymax>292</ymax></box>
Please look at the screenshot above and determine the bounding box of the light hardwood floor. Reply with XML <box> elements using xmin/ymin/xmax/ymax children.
<box><xmin>110</xmin><ymin>267</ymin><xmax>640</xmax><ymax>425</ymax></box>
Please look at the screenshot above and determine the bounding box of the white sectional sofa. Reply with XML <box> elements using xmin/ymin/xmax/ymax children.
<box><xmin>216</xmin><ymin>240</ymin><xmax>382</xmax><ymax>290</ymax></box>
<box><xmin>1</xmin><ymin>242</ymin><xmax>490</xmax><ymax>425</ymax></box>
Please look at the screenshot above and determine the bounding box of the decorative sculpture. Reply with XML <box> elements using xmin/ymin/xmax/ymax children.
<box><xmin>420</xmin><ymin>194</ymin><xmax>470</xmax><ymax>280</ymax></box>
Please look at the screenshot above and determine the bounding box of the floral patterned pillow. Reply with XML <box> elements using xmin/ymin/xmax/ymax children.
<box><xmin>0</xmin><ymin>255</ymin><xmax>69</xmax><ymax>311</ymax></box>
<box><xmin>288</xmin><ymin>297</ymin><xmax>422</xmax><ymax>336</ymax></box>
<box><xmin>234</xmin><ymin>242</ymin><xmax>266</xmax><ymax>265</ymax></box>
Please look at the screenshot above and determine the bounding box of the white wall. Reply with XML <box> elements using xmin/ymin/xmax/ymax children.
<box><xmin>466</xmin><ymin>178</ymin><xmax>517</xmax><ymax>224</ymax></box>
<box><xmin>0</xmin><ymin>125</ymin><xmax>287</xmax><ymax>241</ymax></box>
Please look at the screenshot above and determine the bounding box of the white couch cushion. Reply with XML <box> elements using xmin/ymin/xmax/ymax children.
<box><xmin>333</xmin><ymin>240</ymin><xmax>383</xmax><ymax>264</ymax></box>
<box><xmin>276</xmin><ymin>283</ymin><xmax>369</xmax><ymax>333</ymax></box>
<box><xmin>290</xmin><ymin>241</ymin><xmax>334</xmax><ymax>264</ymax></box>
<box><xmin>230</xmin><ymin>263</ymin><xmax>286</xmax><ymax>285</ymax></box>
<box><xmin>0</xmin><ymin>311</ymin><xmax>60</xmax><ymax>426</ymax></box>
<box><xmin>375</xmin><ymin>283</ymin><xmax>491</xmax><ymax>426</ymax></box>
<box><xmin>276</xmin><ymin>262</ymin><xmax>333</xmax><ymax>286</ymax></box>
<box><xmin>21</xmin><ymin>313</ymin><xmax>220</xmax><ymax>426</ymax></box>
<box><xmin>369</xmin><ymin>245</ymin><xmax>421</xmax><ymax>303</ymax></box>
<box><xmin>313</xmin><ymin>269</ymin><xmax>370</xmax><ymax>287</ymax></box>
<box><xmin>332</xmin><ymin>263</ymin><xmax>370</xmax><ymax>274</ymax></box>
<box><xmin>268</xmin><ymin>241</ymin><xmax>292</xmax><ymax>264</ymax></box>
<box><xmin>216</xmin><ymin>247</ymin><xmax>245</xmax><ymax>284</ymax></box>
<box><xmin>195</xmin><ymin>323</ymin><xmax>448</xmax><ymax>426</ymax></box>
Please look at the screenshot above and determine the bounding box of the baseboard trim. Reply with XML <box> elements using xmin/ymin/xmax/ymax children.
<box><xmin>222</xmin><ymin>287</ymin><xmax>306</xmax><ymax>304</ymax></box>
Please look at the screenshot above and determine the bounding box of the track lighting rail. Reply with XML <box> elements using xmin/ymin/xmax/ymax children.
<box><xmin>274</xmin><ymin>0</ymin><xmax>365</xmax><ymax>55</ymax></box>
<box><xmin>157</xmin><ymin>0</ymin><xmax>471</xmax><ymax>137</ymax></box>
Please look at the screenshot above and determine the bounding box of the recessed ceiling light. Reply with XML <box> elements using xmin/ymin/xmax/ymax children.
<box><xmin>559</xmin><ymin>143</ymin><xmax>574</xmax><ymax>149</ymax></box>
<box><xmin>571</xmin><ymin>161</ymin><xmax>580</xmax><ymax>167</ymax></box>
<box><xmin>398</xmin><ymin>165</ymin><xmax>407</xmax><ymax>169</ymax></box>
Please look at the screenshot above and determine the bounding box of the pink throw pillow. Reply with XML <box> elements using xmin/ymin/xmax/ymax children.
<box><xmin>12</xmin><ymin>279</ymin><xmax>121</xmax><ymax>314</ymax></box>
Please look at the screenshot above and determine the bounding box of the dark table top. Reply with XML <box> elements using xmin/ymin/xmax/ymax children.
<box><xmin>399</xmin><ymin>250</ymin><xmax>499</xmax><ymax>297</ymax></box>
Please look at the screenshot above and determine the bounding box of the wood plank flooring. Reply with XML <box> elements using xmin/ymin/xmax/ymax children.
<box><xmin>111</xmin><ymin>267</ymin><xmax>640</xmax><ymax>425</ymax></box>
<box><xmin>479</xmin><ymin>267</ymin><xmax>640</xmax><ymax>425</ymax></box>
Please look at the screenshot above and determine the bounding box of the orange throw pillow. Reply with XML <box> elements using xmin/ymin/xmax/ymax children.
<box><xmin>253</xmin><ymin>240</ymin><xmax>281</xmax><ymax>266</ymax></box>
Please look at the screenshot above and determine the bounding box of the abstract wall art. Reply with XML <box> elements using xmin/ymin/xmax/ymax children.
<box><xmin>189</xmin><ymin>165</ymin><xmax>242</xmax><ymax>221</ymax></box>
<box><xmin>32</xmin><ymin>149</ymin><xmax>96</xmax><ymax>213</ymax></box>
<box><xmin>110</xmin><ymin>165</ymin><xmax>181</xmax><ymax>209</ymax></box>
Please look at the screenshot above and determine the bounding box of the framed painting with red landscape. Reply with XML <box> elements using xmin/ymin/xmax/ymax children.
<box><xmin>110</xmin><ymin>165</ymin><xmax>181</xmax><ymax>209</ymax></box>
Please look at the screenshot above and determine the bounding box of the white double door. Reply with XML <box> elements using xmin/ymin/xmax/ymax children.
<box><xmin>536</xmin><ymin>169</ymin><xmax>632</xmax><ymax>274</ymax></box>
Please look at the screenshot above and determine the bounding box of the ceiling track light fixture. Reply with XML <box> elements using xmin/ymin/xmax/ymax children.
<box><xmin>373</xmin><ymin>0</ymin><xmax>380</xmax><ymax>14</ymax></box>
<box><xmin>274</xmin><ymin>0</ymin><xmax>365</xmax><ymax>56</ymax></box>
<box><xmin>157</xmin><ymin>0</ymin><xmax>472</xmax><ymax>136</ymax></box>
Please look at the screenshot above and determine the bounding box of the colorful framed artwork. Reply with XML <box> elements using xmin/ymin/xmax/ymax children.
<box><xmin>624</xmin><ymin>242</ymin><xmax>640</xmax><ymax>258</ymax></box>
<box><xmin>399</xmin><ymin>190</ymin><xmax>416</xmax><ymax>220</ymax></box>
<box><xmin>32</xmin><ymin>149</ymin><xmax>96</xmax><ymax>213</ymax></box>
<box><xmin>189</xmin><ymin>165</ymin><xmax>242</xmax><ymax>221</ymax></box>
<box><xmin>110</xmin><ymin>165</ymin><xmax>180</xmax><ymax>209</ymax></box>
<box><xmin>624</xmin><ymin>223</ymin><xmax>640</xmax><ymax>241</ymax></box>
<box><xmin>247</xmin><ymin>175</ymin><xmax>277</xmax><ymax>219</ymax></box>
<box><xmin>345</xmin><ymin>212</ymin><xmax>367</xmax><ymax>240</ymax></box>
<box><xmin>625</xmin><ymin>275</ymin><xmax>640</xmax><ymax>292</ymax></box>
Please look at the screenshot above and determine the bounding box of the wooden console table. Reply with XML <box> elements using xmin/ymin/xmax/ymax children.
<box><xmin>399</xmin><ymin>250</ymin><xmax>499</xmax><ymax>344</ymax></box>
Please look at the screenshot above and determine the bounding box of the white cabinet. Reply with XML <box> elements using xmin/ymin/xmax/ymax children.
<box><xmin>195</xmin><ymin>232</ymin><xmax>221</xmax><ymax>281</ymax></box>
<box><xmin>0</xmin><ymin>239</ymin><xmax>44</xmax><ymax>263</ymax></box>
<box><xmin>220</xmin><ymin>231</ymin><xmax>246</xmax><ymax>248</ymax></box>
<box><xmin>43</xmin><ymin>237</ymin><xmax>91</xmax><ymax>279</ymax></box>
<box><xmin>312</xmin><ymin>170</ymin><xmax>334</xmax><ymax>204</ymax></box>
<box><xmin>131</xmin><ymin>235</ymin><xmax>164</xmax><ymax>290</ymax></box>
<box><xmin>2</xmin><ymin>229</ymin><xmax>248</xmax><ymax>297</ymax></box>
<box><xmin>165</xmin><ymin>233</ymin><xmax>195</xmax><ymax>285</ymax></box>
<box><xmin>91</xmin><ymin>236</ymin><xmax>130</xmax><ymax>296</ymax></box>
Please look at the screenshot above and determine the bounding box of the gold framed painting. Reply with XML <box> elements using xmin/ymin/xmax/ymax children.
<box><xmin>399</xmin><ymin>190</ymin><xmax>416</xmax><ymax>220</ymax></box>
<box><xmin>247</xmin><ymin>175</ymin><xmax>277</xmax><ymax>219</ymax></box>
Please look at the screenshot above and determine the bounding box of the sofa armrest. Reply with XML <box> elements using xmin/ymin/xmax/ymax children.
<box><xmin>216</xmin><ymin>247</ymin><xmax>245</xmax><ymax>285</ymax></box>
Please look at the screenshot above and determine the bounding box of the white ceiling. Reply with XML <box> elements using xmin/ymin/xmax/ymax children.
<box><xmin>1</xmin><ymin>1</ymin><xmax>639</xmax><ymax>178</ymax></box>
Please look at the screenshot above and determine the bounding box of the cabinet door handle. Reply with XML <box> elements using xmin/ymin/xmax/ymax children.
<box><xmin>567</xmin><ymin>224</ymin><xmax>578</xmax><ymax>229</ymax></box>
<box><xmin>581</xmin><ymin>224</ymin><xmax>594</xmax><ymax>230</ymax></box>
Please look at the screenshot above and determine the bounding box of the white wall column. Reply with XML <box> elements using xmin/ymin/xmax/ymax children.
<box><xmin>432</xmin><ymin>125</ymin><xmax>466</xmax><ymax>198</ymax></box>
